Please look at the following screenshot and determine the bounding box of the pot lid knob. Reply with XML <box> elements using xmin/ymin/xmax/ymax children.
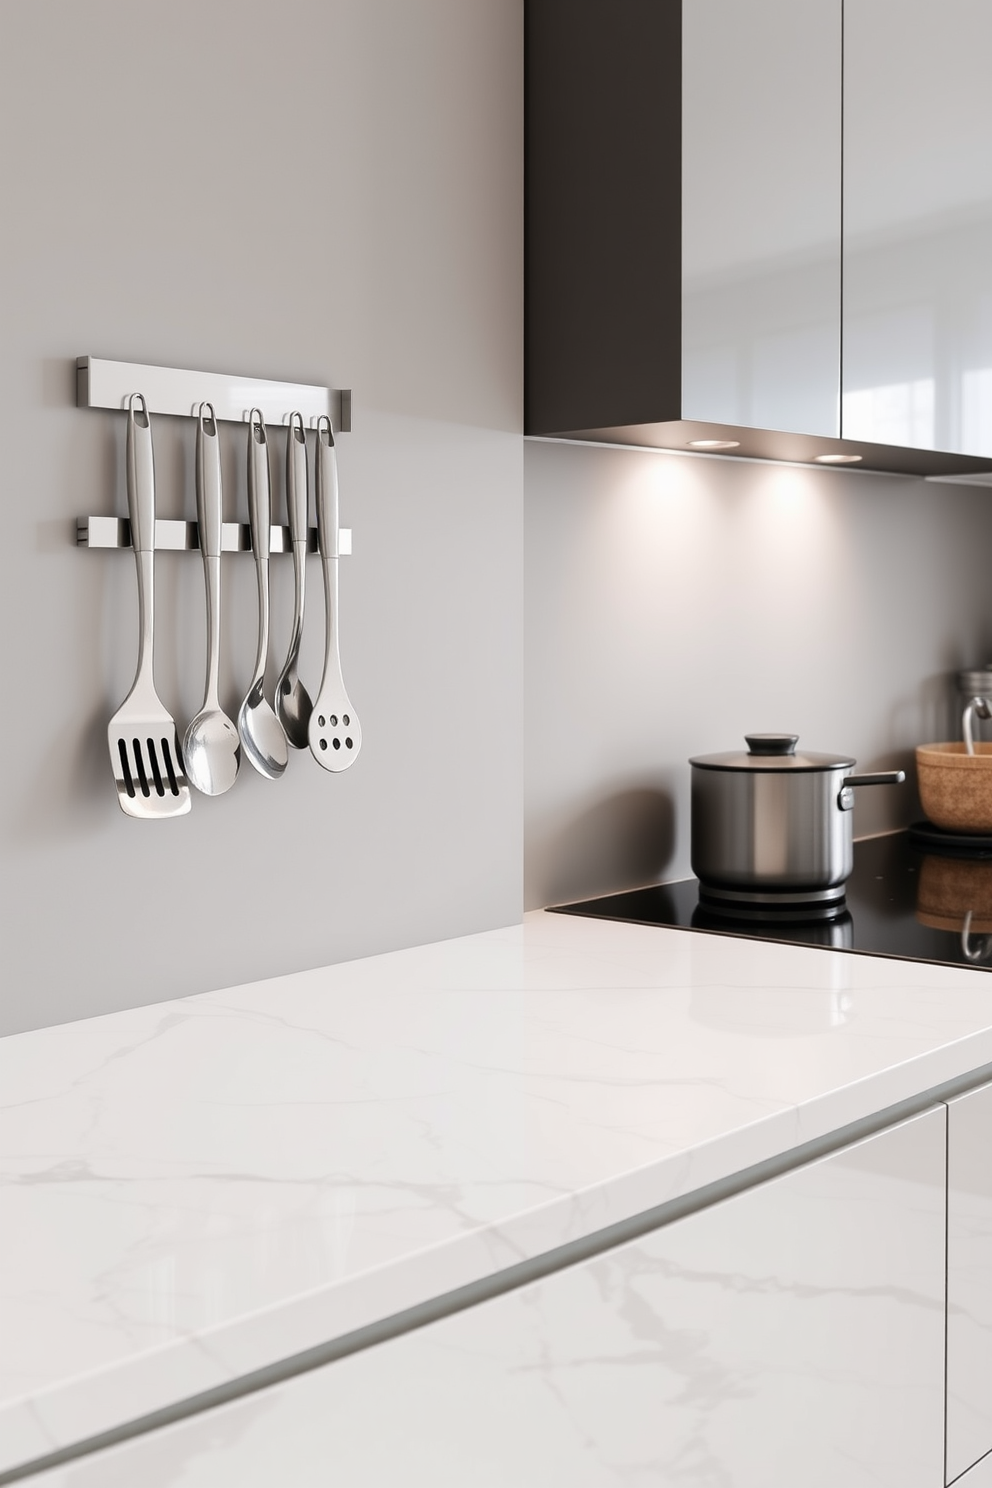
<box><xmin>745</xmin><ymin>732</ymin><xmax>798</xmax><ymax>756</ymax></box>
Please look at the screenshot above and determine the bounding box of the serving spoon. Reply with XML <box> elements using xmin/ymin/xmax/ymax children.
<box><xmin>182</xmin><ymin>403</ymin><xmax>241</xmax><ymax>795</ymax></box>
<box><xmin>238</xmin><ymin>409</ymin><xmax>289</xmax><ymax>779</ymax></box>
<box><xmin>275</xmin><ymin>411</ymin><xmax>313</xmax><ymax>748</ymax></box>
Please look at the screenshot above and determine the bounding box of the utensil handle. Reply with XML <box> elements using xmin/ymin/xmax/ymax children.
<box><xmin>196</xmin><ymin>402</ymin><xmax>223</xmax><ymax>558</ymax></box>
<box><xmin>286</xmin><ymin>411</ymin><xmax>309</xmax><ymax>546</ymax></box>
<box><xmin>126</xmin><ymin>394</ymin><xmax>156</xmax><ymax>681</ymax></box>
<box><xmin>963</xmin><ymin>696</ymin><xmax>992</xmax><ymax>755</ymax></box>
<box><xmin>126</xmin><ymin>393</ymin><xmax>155</xmax><ymax>554</ymax></box>
<box><xmin>315</xmin><ymin>415</ymin><xmax>340</xmax><ymax>559</ymax></box>
<box><xmin>321</xmin><ymin>553</ymin><xmax>341</xmax><ymax>679</ymax></box>
<box><xmin>247</xmin><ymin>409</ymin><xmax>271</xmax><ymax>562</ymax></box>
<box><xmin>195</xmin><ymin>403</ymin><xmax>224</xmax><ymax>705</ymax></box>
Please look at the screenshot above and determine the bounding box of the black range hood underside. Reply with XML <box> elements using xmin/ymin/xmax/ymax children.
<box><xmin>544</xmin><ymin>419</ymin><xmax>992</xmax><ymax>479</ymax></box>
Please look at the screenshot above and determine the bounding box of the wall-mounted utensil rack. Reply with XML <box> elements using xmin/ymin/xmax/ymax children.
<box><xmin>76</xmin><ymin>516</ymin><xmax>352</xmax><ymax>554</ymax></box>
<box><xmin>75</xmin><ymin>357</ymin><xmax>353</xmax><ymax>556</ymax></box>
<box><xmin>77</xmin><ymin>356</ymin><xmax>352</xmax><ymax>431</ymax></box>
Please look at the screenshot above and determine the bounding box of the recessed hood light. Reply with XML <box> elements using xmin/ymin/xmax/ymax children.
<box><xmin>814</xmin><ymin>453</ymin><xmax>862</xmax><ymax>465</ymax></box>
<box><xmin>687</xmin><ymin>439</ymin><xmax>741</xmax><ymax>450</ymax></box>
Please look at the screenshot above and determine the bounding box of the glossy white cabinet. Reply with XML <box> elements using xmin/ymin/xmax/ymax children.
<box><xmin>843</xmin><ymin>0</ymin><xmax>992</xmax><ymax>455</ymax></box>
<box><xmin>947</xmin><ymin>1079</ymin><xmax>992</xmax><ymax>1484</ymax></box>
<box><xmin>682</xmin><ymin>0</ymin><xmax>841</xmax><ymax>438</ymax></box>
<box><xmin>37</xmin><ymin>1107</ymin><xmax>947</xmax><ymax>1488</ymax></box>
<box><xmin>956</xmin><ymin>1452</ymin><xmax>992</xmax><ymax>1488</ymax></box>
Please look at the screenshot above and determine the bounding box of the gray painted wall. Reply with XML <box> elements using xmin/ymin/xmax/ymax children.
<box><xmin>0</xmin><ymin>1</ymin><xmax>523</xmax><ymax>1035</ymax></box>
<box><xmin>525</xmin><ymin>439</ymin><xmax>992</xmax><ymax>909</ymax></box>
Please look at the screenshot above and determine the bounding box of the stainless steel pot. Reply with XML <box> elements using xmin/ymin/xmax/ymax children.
<box><xmin>690</xmin><ymin>733</ymin><xmax>905</xmax><ymax>908</ymax></box>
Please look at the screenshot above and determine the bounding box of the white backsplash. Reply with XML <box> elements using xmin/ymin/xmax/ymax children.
<box><xmin>525</xmin><ymin>438</ymin><xmax>992</xmax><ymax>908</ymax></box>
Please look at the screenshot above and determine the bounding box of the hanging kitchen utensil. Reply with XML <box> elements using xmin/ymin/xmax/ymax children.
<box><xmin>690</xmin><ymin>733</ymin><xmax>904</xmax><ymax>909</ymax></box>
<box><xmin>182</xmin><ymin>402</ymin><xmax>241</xmax><ymax>795</ymax></box>
<box><xmin>238</xmin><ymin>409</ymin><xmax>289</xmax><ymax>779</ymax></box>
<box><xmin>959</xmin><ymin>669</ymin><xmax>992</xmax><ymax>755</ymax></box>
<box><xmin>275</xmin><ymin>411</ymin><xmax>313</xmax><ymax>748</ymax></box>
<box><xmin>309</xmin><ymin>415</ymin><xmax>362</xmax><ymax>771</ymax></box>
<box><xmin>107</xmin><ymin>394</ymin><xmax>191</xmax><ymax>818</ymax></box>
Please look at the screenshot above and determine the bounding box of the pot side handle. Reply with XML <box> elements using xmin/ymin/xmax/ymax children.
<box><xmin>838</xmin><ymin>770</ymin><xmax>906</xmax><ymax>811</ymax></box>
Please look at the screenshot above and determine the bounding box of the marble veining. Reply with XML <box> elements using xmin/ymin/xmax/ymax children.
<box><xmin>32</xmin><ymin>1108</ymin><xmax>947</xmax><ymax>1487</ymax></box>
<box><xmin>3</xmin><ymin>911</ymin><xmax>992</xmax><ymax>1472</ymax></box>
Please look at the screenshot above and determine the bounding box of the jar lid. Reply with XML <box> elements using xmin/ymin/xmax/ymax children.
<box><xmin>690</xmin><ymin>733</ymin><xmax>856</xmax><ymax>773</ymax></box>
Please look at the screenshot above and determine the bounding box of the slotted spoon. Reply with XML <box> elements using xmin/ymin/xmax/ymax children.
<box><xmin>107</xmin><ymin>394</ymin><xmax>191</xmax><ymax>819</ymax></box>
<box><xmin>308</xmin><ymin>416</ymin><xmax>362</xmax><ymax>771</ymax></box>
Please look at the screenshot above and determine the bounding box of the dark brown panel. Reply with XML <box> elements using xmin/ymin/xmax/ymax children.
<box><xmin>525</xmin><ymin>0</ymin><xmax>682</xmax><ymax>435</ymax></box>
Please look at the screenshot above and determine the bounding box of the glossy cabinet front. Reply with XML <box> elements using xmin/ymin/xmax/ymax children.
<box><xmin>956</xmin><ymin>1452</ymin><xmax>992</xmax><ymax>1488</ymax></box>
<box><xmin>947</xmin><ymin>1079</ymin><xmax>992</xmax><ymax>1484</ymax></box>
<box><xmin>528</xmin><ymin>0</ymin><xmax>992</xmax><ymax>473</ymax></box>
<box><xmin>683</xmin><ymin>0</ymin><xmax>841</xmax><ymax>438</ymax></box>
<box><xmin>843</xmin><ymin>0</ymin><xmax>992</xmax><ymax>456</ymax></box>
<box><xmin>38</xmin><ymin>1108</ymin><xmax>947</xmax><ymax>1487</ymax></box>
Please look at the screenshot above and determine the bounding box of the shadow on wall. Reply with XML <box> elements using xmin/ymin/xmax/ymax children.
<box><xmin>538</xmin><ymin>787</ymin><xmax>675</xmax><ymax>907</ymax></box>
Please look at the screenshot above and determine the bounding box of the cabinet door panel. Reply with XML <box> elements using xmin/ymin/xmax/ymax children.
<box><xmin>947</xmin><ymin>1080</ymin><xmax>992</xmax><ymax>1484</ymax></box>
<box><xmin>38</xmin><ymin>1109</ymin><xmax>946</xmax><ymax>1487</ymax></box>
<box><xmin>682</xmin><ymin>0</ymin><xmax>841</xmax><ymax>436</ymax></box>
<box><xmin>843</xmin><ymin>0</ymin><xmax>992</xmax><ymax>455</ymax></box>
<box><xmin>956</xmin><ymin>1452</ymin><xmax>992</xmax><ymax>1488</ymax></box>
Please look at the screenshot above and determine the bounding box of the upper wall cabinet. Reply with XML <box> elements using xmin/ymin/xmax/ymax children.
<box><xmin>682</xmin><ymin>0</ymin><xmax>841</xmax><ymax>442</ymax></box>
<box><xmin>843</xmin><ymin>0</ymin><xmax>992</xmax><ymax>459</ymax></box>
<box><xmin>525</xmin><ymin>0</ymin><xmax>992</xmax><ymax>477</ymax></box>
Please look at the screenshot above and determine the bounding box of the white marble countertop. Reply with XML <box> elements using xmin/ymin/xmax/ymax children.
<box><xmin>5</xmin><ymin>909</ymin><xmax>992</xmax><ymax>1475</ymax></box>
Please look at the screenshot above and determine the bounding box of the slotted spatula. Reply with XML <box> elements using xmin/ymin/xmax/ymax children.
<box><xmin>107</xmin><ymin>393</ymin><xmax>191</xmax><ymax>819</ymax></box>
<box><xmin>308</xmin><ymin>416</ymin><xmax>362</xmax><ymax>771</ymax></box>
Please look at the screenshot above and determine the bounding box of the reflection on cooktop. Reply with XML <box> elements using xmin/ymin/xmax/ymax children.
<box><xmin>550</xmin><ymin>831</ymin><xmax>992</xmax><ymax>973</ymax></box>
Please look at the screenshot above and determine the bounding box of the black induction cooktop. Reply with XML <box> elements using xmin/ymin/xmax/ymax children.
<box><xmin>550</xmin><ymin>830</ymin><xmax>992</xmax><ymax>972</ymax></box>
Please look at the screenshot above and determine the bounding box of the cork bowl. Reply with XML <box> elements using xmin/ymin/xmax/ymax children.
<box><xmin>916</xmin><ymin>742</ymin><xmax>992</xmax><ymax>833</ymax></box>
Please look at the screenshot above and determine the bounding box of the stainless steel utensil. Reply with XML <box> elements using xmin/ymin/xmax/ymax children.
<box><xmin>182</xmin><ymin>402</ymin><xmax>241</xmax><ymax>795</ymax></box>
<box><xmin>275</xmin><ymin>410</ymin><xmax>313</xmax><ymax>748</ymax></box>
<box><xmin>960</xmin><ymin>669</ymin><xmax>992</xmax><ymax>755</ymax></box>
<box><xmin>309</xmin><ymin>416</ymin><xmax>362</xmax><ymax>771</ymax></box>
<box><xmin>238</xmin><ymin>409</ymin><xmax>289</xmax><ymax>779</ymax></box>
<box><xmin>107</xmin><ymin>394</ymin><xmax>191</xmax><ymax>819</ymax></box>
<box><xmin>690</xmin><ymin>733</ymin><xmax>904</xmax><ymax>908</ymax></box>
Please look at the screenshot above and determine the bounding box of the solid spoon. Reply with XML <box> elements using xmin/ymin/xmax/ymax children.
<box><xmin>308</xmin><ymin>416</ymin><xmax>362</xmax><ymax>772</ymax></box>
<box><xmin>182</xmin><ymin>403</ymin><xmax>241</xmax><ymax>796</ymax></box>
<box><xmin>238</xmin><ymin>409</ymin><xmax>289</xmax><ymax>779</ymax></box>
<box><xmin>275</xmin><ymin>411</ymin><xmax>313</xmax><ymax>748</ymax></box>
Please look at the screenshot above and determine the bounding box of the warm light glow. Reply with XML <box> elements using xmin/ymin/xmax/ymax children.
<box><xmin>814</xmin><ymin>453</ymin><xmax>863</xmax><ymax>465</ymax></box>
<box><xmin>687</xmin><ymin>438</ymin><xmax>741</xmax><ymax>450</ymax></box>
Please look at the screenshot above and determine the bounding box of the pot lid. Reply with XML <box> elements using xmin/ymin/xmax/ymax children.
<box><xmin>690</xmin><ymin>733</ymin><xmax>856</xmax><ymax>773</ymax></box>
